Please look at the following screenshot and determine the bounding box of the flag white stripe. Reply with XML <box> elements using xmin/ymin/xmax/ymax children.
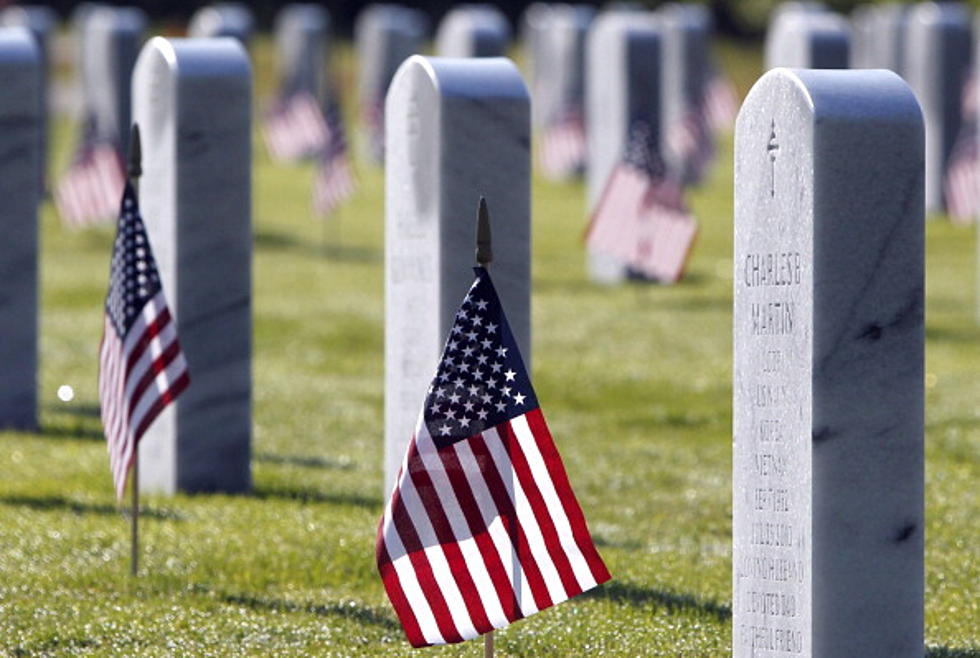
<box><xmin>123</xmin><ymin>321</ymin><xmax>178</xmax><ymax>401</ymax></box>
<box><xmin>510</xmin><ymin>415</ymin><xmax>598</xmax><ymax>592</ymax></box>
<box><xmin>128</xmin><ymin>351</ymin><xmax>187</xmax><ymax>436</ymax></box>
<box><xmin>122</xmin><ymin>292</ymin><xmax>168</xmax><ymax>355</ymax></box>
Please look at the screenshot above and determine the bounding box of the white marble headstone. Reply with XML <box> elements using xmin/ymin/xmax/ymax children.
<box><xmin>850</xmin><ymin>4</ymin><xmax>908</xmax><ymax>74</ymax></box>
<box><xmin>734</xmin><ymin>68</ymin><xmax>924</xmax><ymax>657</ymax></box>
<box><xmin>80</xmin><ymin>7</ymin><xmax>146</xmax><ymax>154</ymax></box>
<box><xmin>131</xmin><ymin>37</ymin><xmax>252</xmax><ymax>494</ymax></box>
<box><xmin>188</xmin><ymin>3</ymin><xmax>254</xmax><ymax>47</ymax></box>
<box><xmin>538</xmin><ymin>5</ymin><xmax>593</xmax><ymax>129</ymax></box>
<box><xmin>585</xmin><ymin>10</ymin><xmax>662</xmax><ymax>283</ymax></box>
<box><xmin>384</xmin><ymin>56</ymin><xmax>530</xmax><ymax>493</ymax></box>
<box><xmin>765</xmin><ymin>10</ymin><xmax>850</xmax><ymax>70</ymax></box>
<box><xmin>0</xmin><ymin>28</ymin><xmax>40</xmax><ymax>430</ymax></box>
<box><xmin>435</xmin><ymin>5</ymin><xmax>511</xmax><ymax>58</ymax></box>
<box><xmin>274</xmin><ymin>4</ymin><xmax>329</xmax><ymax>101</ymax></box>
<box><xmin>905</xmin><ymin>2</ymin><xmax>971</xmax><ymax>213</ymax></box>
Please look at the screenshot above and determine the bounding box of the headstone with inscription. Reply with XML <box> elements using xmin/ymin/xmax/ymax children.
<box><xmin>274</xmin><ymin>4</ymin><xmax>329</xmax><ymax>101</ymax></box>
<box><xmin>356</xmin><ymin>4</ymin><xmax>427</xmax><ymax>164</ymax></box>
<box><xmin>0</xmin><ymin>28</ymin><xmax>40</xmax><ymax>430</ymax></box>
<box><xmin>905</xmin><ymin>2</ymin><xmax>971</xmax><ymax>213</ymax></box>
<box><xmin>585</xmin><ymin>11</ymin><xmax>662</xmax><ymax>283</ymax></box>
<box><xmin>131</xmin><ymin>37</ymin><xmax>252</xmax><ymax>494</ymax></box>
<box><xmin>188</xmin><ymin>3</ymin><xmax>254</xmax><ymax>47</ymax></box>
<box><xmin>435</xmin><ymin>5</ymin><xmax>511</xmax><ymax>58</ymax></box>
<box><xmin>79</xmin><ymin>7</ymin><xmax>146</xmax><ymax>155</ymax></box>
<box><xmin>765</xmin><ymin>9</ymin><xmax>850</xmax><ymax>70</ymax></box>
<box><xmin>734</xmin><ymin>68</ymin><xmax>924</xmax><ymax>657</ymax></box>
<box><xmin>384</xmin><ymin>55</ymin><xmax>530</xmax><ymax>493</ymax></box>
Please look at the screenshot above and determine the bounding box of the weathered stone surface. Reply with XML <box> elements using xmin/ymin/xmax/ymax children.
<box><xmin>734</xmin><ymin>68</ymin><xmax>924</xmax><ymax>657</ymax></box>
<box><xmin>384</xmin><ymin>56</ymin><xmax>530</xmax><ymax>493</ymax></box>
<box><xmin>0</xmin><ymin>28</ymin><xmax>40</xmax><ymax>430</ymax></box>
<box><xmin>132</xmin><ymin>37</ymin><xmax>252</xmax><ymax>494</ymax></box>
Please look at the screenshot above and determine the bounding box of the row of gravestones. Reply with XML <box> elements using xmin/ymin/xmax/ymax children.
<box><xmin>0</xmin><ymin>14</ymin><xmax>940</xmax><ymax>658</ymax></box>
<box><xmin>766</xmin><ymin>1</ymin><xmax>974</xmax><ymax>214</ymax></box>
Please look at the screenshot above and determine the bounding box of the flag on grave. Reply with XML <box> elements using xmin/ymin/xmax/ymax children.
<box><xmin>99</xmin><ymin>183</ymin><xmax>189</xmax><ymax>500</ymax></box>
<box><xmin>703</xmin><ymin>73</ymin><xmax>739</xmax><ymax>136</ymax></box>
<box><xmin>54</xmin><ymin>116</ymin><xmax>127</xmax><ymax>228</ymax></box>
<box><xmin>377</xmin><ymin>267</ymin><xmax>610</xmax><ymax>647</ymax></box>
<box><xmin>944</xmin><ymin>72</ymin><xmax>978</xmax><ymax>223</ymax></box>
<box><xmin>665</xmin><ymin>94</ymin><xmax>715</xmax><ymax>185</ymax></box>
<box><xmin>261</xmin><ymin>90</ymin><xmax>330</xmax><ymax>162</ymax></box>
<box><xmin>586</xmin><ymin>122</ymin><xmax>698</xmax><ymax>283</ymax></box>
<box><xmin>313</xmin><ymin>99</ymin><xmax>357</xmax><ymax>216</ymax></box>
<box><xmin>538</xmin><ymin>107</ymin><xmax>587</xmax><ymax>180</ymax></box>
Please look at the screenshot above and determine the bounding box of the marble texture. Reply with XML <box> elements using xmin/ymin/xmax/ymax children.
<box><xmin>734</xmin><ymin>68</ymin><xmax>924</xmax><ymax>657</ymax></box>
<box><xmin>0</xmin><ymin>28</ymin><xmax>40</xmax><ymax>430</ymax></box>
<box><xmin>765</xmin><ymin>10</ymin><xmax>850</xmax><ymax>70</ymax></box>
<box><xmin>355</xmin><ymin>4</ymin><xmax>427</xmax><ymax>164</ymax></box>
<box><xmin>132</xmin><ymin>37</ymin><xmax>252</xmax><ymax>494</ymax></box>
<box><xmin>659</xmin><ymin>3</ymin><xmax>712</xmax><ymax>183</ymax></box>
<box><xmin>585</xmin><ymin>10</ymin><xmax>662</xmax><ymax>283</ymax></box>
<box><xmin>905</xmin><ymin>2</ymin><xmax>971</xmax><ymax>213</ymax></box>
<box><xmin>384</xmin><ymin>56</ymin><xmax>530</xmax><ymax>494</ymax></box>
<box><xmin>188</xmin><ymin>3</ymin><xmax>254</xmax><ymax>47</ymax></box>
<box><xmin>79</xmin><ymin>7</ymin><xmax>146</xmax><ymax>154</ymax></box>
<box><xmin>435</xmin><ymin>5</ymin><xmax>511</xmax><ymax>58</ymax></box>
<box><xmin>274</xmin><ymin>4</ymin><xmax>329</xmax><ymax>101</ymax></box>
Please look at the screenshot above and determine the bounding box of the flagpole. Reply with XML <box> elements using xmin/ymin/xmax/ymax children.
<box><xmin>475</xmin><ymin>196</ymin><xmax>493</xmax><ymax>658</ymax></box>
<box><xmin>128</xmin><ymin>123</ymin><xmax>142</xmax><ymax>578</ymax></box>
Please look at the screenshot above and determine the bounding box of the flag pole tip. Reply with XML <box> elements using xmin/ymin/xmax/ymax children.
<box><xmin>476</xmin><ymin>197</ymin><xmax>492</xmax><ymax>266</ymax></box>
<box><xmin>128</xmin><ymin>123</ymin><xmax>142</xmax><ymax>181</ymax></box>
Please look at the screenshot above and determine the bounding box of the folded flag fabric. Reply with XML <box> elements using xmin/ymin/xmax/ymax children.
<box><xmin>586</xmin><ymin>122</ymin><xmax>698</xmax><ymax>283</ymax></box>
<box><xmin>99</xmin><ymin>182</ymin><xmax>190</xmax><ymax>500</ymax></box>
<box><xmin>377</xmin><ymin>266</ymin><xmax>610</xmax><ymax>647</ymax></box>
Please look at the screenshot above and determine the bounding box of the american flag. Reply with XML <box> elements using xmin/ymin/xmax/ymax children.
<box><xmin>586</xmin><ymin>123</ymin><xmax>699</xmax><ymax>284</ymax></box>
<box><xmin>312</xmin><ymin>99</ymin><xmax>357</xmax><ymax>216</ymax></box>
<box><xmin>377</xmin><ymin>267</ymin><xmax>610</xmax><ymax>647</ymax></box>
<box><xmin>261</xmin><ymin>90</ymin><xmax>330</xmax><ymax>163</ymax></box>
<box><xmin>362</xmin><ymin>95</ymin><xmax>385</xmax><ymax>162</ymax></box>
<box><xmin>54</xmin><ymin>117</ymin><xmax>126</xmax><ymax>228</ymax></box>
<box><xmin>99</xmin><ymin>183</ymin><xmax>190</xmax><ymax>500</ymax></box>
<box><xmin>538</xmin><ymin>108</ymin><xmax>587</xmax><ymax>180</ymax></box>
<box><xmin>665</xmin><ymin>99</ymin><xmax>715</xmax><ymax>185</ymax></box>
<box><xmin>944</xmin><ymin>71</ymin><xmax>978</xmax><ymax>224</ymax></box>
<box><xmin>703</xmin><ymin>74</ymin><xmax>739</xmax><ymax>136</ymax></box>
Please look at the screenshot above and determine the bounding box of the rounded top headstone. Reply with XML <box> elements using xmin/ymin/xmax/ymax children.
<box><xmin>0</xmin><ymin>25</ymin><xmax>40</xmax><ymax>62</ymax></box>
<box><xmin>392</xmin><ymin>55</ymin><xmax>529</xmax><ymax>102</ymax></box>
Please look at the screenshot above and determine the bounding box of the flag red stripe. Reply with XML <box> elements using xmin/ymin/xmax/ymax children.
<box><xmin>131</xmin><ymin>370</ymin><xmax>190</xmax><ymax>443</ymax></box>
<box><xmin>125</xmin><ymin>307</ymin><xmax>172</xmax><ymax>372</ymax></box>
<box><xmin>377</xmin><ymin>541</ymin><xmax>428</xmax><ymax>648</ymax></box>
<box><xmin>127</xmin><ymin>335</ymin><xmax>184</xmax><ymax>418</ymax></box>
<box><xmin>525</xmin><ymin>408</ymin><xmax>612</xmax><ymax>584</ymax></box>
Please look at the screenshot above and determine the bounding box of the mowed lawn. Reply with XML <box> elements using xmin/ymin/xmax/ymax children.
<box><xmin>1</xmin><ymin>37</ymin><xmax>977</xmax><ymax>657</ymax></box>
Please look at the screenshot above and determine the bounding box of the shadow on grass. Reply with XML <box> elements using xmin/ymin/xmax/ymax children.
<box><xmin>0</xmin><ymin>495</ymin><xmax>184</xmax><ymax>520</ymax></box>
<box><xmin>926</xmin><ymin>325</ymin><xmax>980</xmax><ymax>344</ymax></box>
<box><xmin>927</xmin><ymin>649</ymin><xmax>980</xmax><ymax>658</ymax></box>
<box><xmin>592</xmin><ymin>535</ymin><xmax>646</xmax><ymax>551</ymax></box>
<box><xmin>254</xmin><ymin>229</ymin><xmax>379</xmax><ymax>263</ymax></box>
<box><xmin>585</xmin><ymin>580</ymin><xmax>731</xmax><ymax>622</ymax></box>
<box><xmin>34</xmin><ymin>423</ymin><xmax>105</xmax><ymax>441</ymax></box>
<box><xmin>197</xmin><ymin>586</ymin><xmax>399</xmax><ymax>630</ymax></box>
<box><xmin>249</xmin><ymin>485</ymin><xmax>381</xmax><ymax>511</ymax></box>
<box><xmin>44</xmin><ymin>402</ymin><xmax>102</xmax><ymax>418</ymax></box>
<box><xmin>254</xmin><ymin>452</ymin><xmax>355</xmax><ymax>471</ymax></box>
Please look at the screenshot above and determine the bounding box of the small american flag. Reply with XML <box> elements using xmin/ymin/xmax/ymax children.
<box><xmin>538</xmin><ymin>108</ymin><xmax>587</xmax><ymax>180</ymax></box>
<box><xmin>262</xmin><ymin>90</ymin><xmax>330</xmax><ymax>163</ymax></box>
<box><xmin>704</xmin><ymin>74</ymin><xmax>739</xmax><ymax>136</ymax></box>
<box><xmin>313</xmin><ymin>99</ymin><xmax>356</xmax><ymax>216</ymax></box>
<box><xmin>377</xmin><ymin>267</ymin><xmax>610</xmax><ymax>647</ymax></box>
<box><xmin>362</xmin><ymin>95</ymin><xmax>385</xmax><ymax>162</ymax></box>
<box><xmin>586</xmin><ymin>122</ymin><xmax>698</xmax><ymax>284</ymax></box>
<box><xmin>99</xmin><ymin>183</ymin><xmax>189</xmax><ymax>500</ymax></box>
<box><xmin>665</xmin><ymin>100</ymin><xmax>714</xmax><ymax>185</ymax></box>
<box><xmin>54</xmin><ymin>117</ymin><xmax>126</xmax><ymax>228</ymax></box>
<box><xmin>944</xmin><ymin>71</ymin><xmax>978</xmax><ymax>224</ymax></box>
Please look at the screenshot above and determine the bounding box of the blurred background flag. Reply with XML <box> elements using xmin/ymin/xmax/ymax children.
<box><xmin>313</xmin><ymin>98</ymin><xmax>357</xmax><ymax>217</ymax></box>
<box><xmin>262</xmin><ymin>89</ymin><xmax>330</xmax><ymax>163</ymax></box>
<box><xmin>99</xmin><ymin>182</ymin><xmax>189</xmax><ymax>500</ymax></box>
<box><xmin>944</xmin><ymin>72</ymin><xmax>978</xmax><ymax>224</ymax></box>
<box><xmin>377</xmin><ymin>266</ymin><xmax>610</xmax><ymax>647</ymax></box>
<box><xmin>54</xmin><ymin>116</ymin><xmax>126</xmax><ymax>228</ymax></box>
<box><xmin>539</xmin><ymin>106</ymin><xmax>586</xmax><ymax>180</ymax></box>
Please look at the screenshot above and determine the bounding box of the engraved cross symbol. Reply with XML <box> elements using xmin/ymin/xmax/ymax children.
<box><xmin>767</xmin><ymin>119</ymin><xmax>779</xmax><ymax>198</ymax></box>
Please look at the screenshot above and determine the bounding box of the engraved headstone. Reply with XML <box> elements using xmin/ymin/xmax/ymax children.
<box><xmin>435</xmin><ymin>5</ymin><xmax>511</xmax><ymax>58</ymax></box>
<box><xmin>79</xmin><ymin>7</ymin><xmax>146</xmax><ymax>155</ymax></box>
<box><xmin>659</xmin><ymin>3</ymin><xmax>712</xmax><ymax>182</ymax></box>
<box><xmin>0</xmin><ymin>28</ymin><xmax>40</xmax><ymax>430</ymax></box>
<box><xmin>1</xmin><ymin>5</ymin><xmax>54</xmax><ymax>192</ymax></box>
<box><xmin>274</xmin><ymin>4</ymin><xmax>329</xmax><ymax>101</ymax></box>
<box><xmin>188</xmin><ymin>3</ymin><xmax>254</xmax><ymax>47</ymax></box>
<box><xmin>734</xmin><ymin>68</ymin><xmax>924</xmax><ymax>657</ymax></box>
<box><xmin>131</xmin><ymin>37</ymin><xmax>252</xmax><ymax>494</ymax></box>
<box><xmin>765</xmin><ymin>9</ymin><xmax>850</xmax><ymax>70</ymax></box>
<box><xmin>905</xmin><ymin>2</ymin><xmax>971</xmax><ymax>213</ymax></box>
<box><xmin>384</xmin><ymin>56</ymin><xmax>530</xmax><ymax>493</ymax></box>
<box><xmin>355</xmin><ymin>4</ymin><xmax>427</xmax><ymax>164</ymax></box>
<box><xmin>585</xmin><ymin>11</ymin><xmax>662</xmax><ymax>283</ymax></box>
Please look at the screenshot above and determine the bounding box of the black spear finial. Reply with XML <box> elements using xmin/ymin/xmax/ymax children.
<box><xmin>476</xmin><ymin>197</ymin><xmax>492</xmax><ymax>267</ymax></box>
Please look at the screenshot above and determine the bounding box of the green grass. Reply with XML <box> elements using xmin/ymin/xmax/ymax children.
<box><xmin>1</xmin><ymin>37</ymin><xmax>978</xmax><ymax>656</ymax></box>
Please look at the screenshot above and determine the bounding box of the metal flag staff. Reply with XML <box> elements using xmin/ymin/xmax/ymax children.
<box><xmin>128</xmin><ymin>123</ymin><xmax>141</xmax><ymax>578</ymax></box>
<box><xmin>476</xmin><ymin>196</ymin><xmax>493</xmax><ymax>658</ymax></box>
